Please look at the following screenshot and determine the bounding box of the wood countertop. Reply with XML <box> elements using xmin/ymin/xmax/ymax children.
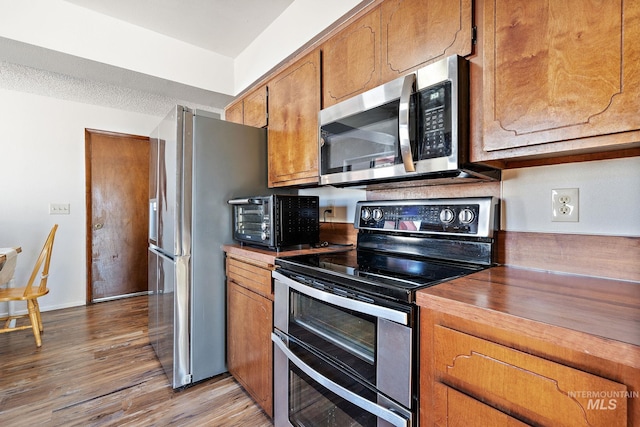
<box><xmin>417</xmin><ymin>265</ymin><xmax>640</xmax><ymax>351</ymax></box>
<box><xmin>418</xmin><ymin>265</ymin><xmax>640</xmax><ymax>426</ymax></box>
<box><xmin>222</xmin><ymin>243</ymin><xmax>354</xmax><ymax>266</ymax></box>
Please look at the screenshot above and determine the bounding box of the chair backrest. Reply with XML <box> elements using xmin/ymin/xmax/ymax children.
<box><xmin>23</xmin><ymin>224</ymin><xmax>58</xmax><ymax>296</ymax></box>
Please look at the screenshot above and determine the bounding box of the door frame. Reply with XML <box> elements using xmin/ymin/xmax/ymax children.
<box><xmin>84</xmin><ymin>128</ymin><xmax>150</xmax><ymax>304</ymax></box>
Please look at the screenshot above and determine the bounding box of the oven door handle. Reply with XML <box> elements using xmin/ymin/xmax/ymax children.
<box><xmin>272</xmin><ymin>332</ymin><xmax>411</xmax><ymax>427</ymax></box>
<box><xmin>273</xmin><ymin>271</ymin><xmax>409</xmax><ymax>325</ymax></box>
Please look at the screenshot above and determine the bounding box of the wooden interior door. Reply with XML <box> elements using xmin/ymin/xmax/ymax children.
<box><xmin>85</xmin><ymin>129</ymin><xmax>150</xmax><ymax>303</ymax></box>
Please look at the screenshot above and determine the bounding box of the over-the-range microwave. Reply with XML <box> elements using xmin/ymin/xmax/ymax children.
<box><xmin>319</xmin><ymin>55</ymin><xmax>500</xmax><ymax>187</ymax></box>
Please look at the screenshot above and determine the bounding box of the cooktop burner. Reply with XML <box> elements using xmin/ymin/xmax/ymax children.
<box><xmin>276</xmin><ymin>249</ymin><xmax>484</xmax><ymax>303</ymax></box>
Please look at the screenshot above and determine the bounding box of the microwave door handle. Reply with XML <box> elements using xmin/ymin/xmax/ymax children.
<box><xmin>398</xmin><ymin>73</ymin><xmax>416</xmax><ymax>172</ymax></box>
<box><xmin>272</xmin><ymin>332</ymin><xmax>411</xmax><ymax>427</ymax></box>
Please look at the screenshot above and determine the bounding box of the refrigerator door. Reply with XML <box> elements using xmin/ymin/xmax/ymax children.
<box><xmin>149</xmin><ymin>106</ymin><xmax>184</xmax><ymax>257</ymax></box>
<box><xmin>189</xmin><ymin>113</ymin><xmax>268</xmax><ymax>383</ymax></box>
<box><xmin>149</xmin><ymin>106</ymin><xmax>193</xmax><ymax>389</ymax></box>
<box><xmin>149</xmin><ymin>246</ymin><xmax>191</xmax><ymax>388</ymax></box>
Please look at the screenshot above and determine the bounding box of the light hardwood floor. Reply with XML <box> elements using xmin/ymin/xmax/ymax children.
<box><xmin>0</xmin><ymin>296</ymin><xmax>273</xmax><ymax>426</ymax></box>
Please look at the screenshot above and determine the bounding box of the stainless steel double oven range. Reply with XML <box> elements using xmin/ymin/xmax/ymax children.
<box><xmin>272</xmin><ymin>197</ymin><xmax>499</xmax><ymax>427</ymax></box>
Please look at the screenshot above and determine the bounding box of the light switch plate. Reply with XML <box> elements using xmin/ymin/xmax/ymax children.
<box><xmin>49</xmin><ymin>203</ymin><xmax>70</xmax><ymax>215</ymax></box>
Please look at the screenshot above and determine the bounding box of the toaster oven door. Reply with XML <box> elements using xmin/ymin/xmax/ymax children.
<box><xmin>229</xmin><ymin>198</ymin><xmax>274</xmax><ymax>247</ymax></box>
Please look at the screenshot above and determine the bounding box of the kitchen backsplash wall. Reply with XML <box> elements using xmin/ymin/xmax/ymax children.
<box><xmin>302</xmin><ymin>156</ymin><xmax>640</xmax><ymax>237</ymax></box>
<box><xmin>501</xmin><ymin>156</ymin><xmax>639</xmax><ymax>237</ymax></box>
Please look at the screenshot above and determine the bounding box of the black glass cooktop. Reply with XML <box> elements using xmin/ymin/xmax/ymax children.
<box><xmin>276</xmin><ymin>248</ymin><xmax>484</xmax><ymax>303</ymax></box>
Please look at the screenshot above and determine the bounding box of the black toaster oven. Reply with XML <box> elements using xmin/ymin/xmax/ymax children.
<box><xmin>228</xmin><ymin>195</ymin><xmax>320</xmax><ymax>249</ymax></box>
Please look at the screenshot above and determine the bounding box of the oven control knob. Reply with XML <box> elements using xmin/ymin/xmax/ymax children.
<box><xmin>372</xmin><ymin>208</ymin><xmax>384</xmax><ymax>221</ymax></box>
<box><xmin>459</xmin><ymin>208</ymin><xmax>475</xmax><ymax>224</ymax></box>
<box><xmin>439</xmin><ymin>208</ymin><xmax>455</xmax><ymax>224</ymax></box>
<box><xmin>361</xmin><ymin>208</ymin><xmax>372</xmax><ymax>221</ymax></box>
<box><xmin>261</xmin><ymin>222</ymin><xmax>268</xmax><ymax>231</ymax></box>
<box><xmin>261</xmin><ymin>231</ymin><xmax>269</xmax><ymax>241</ymax></box>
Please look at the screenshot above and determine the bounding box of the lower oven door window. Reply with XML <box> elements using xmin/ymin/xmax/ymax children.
<box><xmin>273</xmin><ymin>331</ymin><xmax>412</xmax><ymax>427</ymax></box>
<box><xmin>290</xmin><ymin>360</ymin><xmax>376</xmax><ymax>426</ymax></box>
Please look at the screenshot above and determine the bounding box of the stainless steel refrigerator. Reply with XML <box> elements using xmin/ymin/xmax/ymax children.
<box><xmin>148</xmin><ymin>105</ymin><xmax>267</xmax><ymax>388</ymax></box>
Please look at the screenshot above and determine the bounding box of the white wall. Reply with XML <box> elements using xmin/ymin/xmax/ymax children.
<box><xmin>234</xmin><ymin>0</ymin><xmax>364</xmax><ymax>92</ymax></box>
<box><xmin>0</xmin><ymin>88</ymin><xmax>162</xmax><ymax>315</ymax></box>
<box><xmin>303</xmin><ymin>157</ymin><xmax>640</xmax><ymax>239</ymax></box>
<box><xmin>501</xmin><ymin>157</ymin><xmax>640</xmax><ymax>236</ymax></box>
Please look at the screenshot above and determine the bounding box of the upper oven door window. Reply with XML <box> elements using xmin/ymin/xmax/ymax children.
<box><xmin>289</xmin><ymin>289</ymin><xmax>377</xmax><ymax>383</ymax></box>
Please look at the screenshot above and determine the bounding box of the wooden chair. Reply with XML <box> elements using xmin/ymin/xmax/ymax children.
<box><xmin>0</xmin><ymin>225</ymin><xmax>58</xmax><ymax>347</ymax></box>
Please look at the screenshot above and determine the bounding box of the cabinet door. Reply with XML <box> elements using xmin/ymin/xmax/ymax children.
<box><xmin>380</xmin><ymin>0</ymin><xmax>473</xmax><ymax>81</ymax></box>
<box><xmin>244</xmin><ymin>85</ymin><xmax>268</xmax><ymax>128</ymax></box>
<box><xmin>434</xmin><ymin>383</ymin><xmax>530</xmax><ymax>426</ymax></box>
<box><xmin>483</xmin><ymin>0</ymin><xmax>640</xmax><ymax>152</ymax></box>
<box><xmin>225</xmin><ymin>101</ymin><xmax>244</xmax><ymax>124</ymax></box>
<box><xmin>322</xmin><ymin>7</ymin><xmax>381</xmax><ymax>108</ymax></box>
<box><xmin>227</xmin><ymin>280</ymin><xmax>273</xmax><ymax>417</ymax></box>
<box><xmin>435</xmin><ymin>326</ymin><xmax>628</xmax><ymax>426</ymax></box>
<box><xmin>268</xmin><ymin>50</ymin><xmax>321</xmax><ymax>187</ymax></box>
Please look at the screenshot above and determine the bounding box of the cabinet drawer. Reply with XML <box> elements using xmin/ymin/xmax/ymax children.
<box><xmin>434</xmin><ymin>326</ymin><xmax>627</xmax><ymax>426</ymax></box>
<box><xmin>226</xmin><ymin>256</ymin><xmax>273</xmax><ymax>298</ymax></box>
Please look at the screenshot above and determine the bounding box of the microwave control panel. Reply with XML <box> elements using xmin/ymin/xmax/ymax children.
<box><xmin>417</xmin><ymin>81</ymin><xmax>452</xmax><ymax>159</ymax></box>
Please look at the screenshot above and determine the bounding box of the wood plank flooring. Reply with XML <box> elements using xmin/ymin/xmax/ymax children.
<box><xmin>0</xmin><ymin>296</ymin><xmax>273</xmax><ymax>426</ymax></box>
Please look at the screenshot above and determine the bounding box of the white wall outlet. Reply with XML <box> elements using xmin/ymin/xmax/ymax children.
<box><xmin>551</xmin><ymin>188</ymin><xmax>578</xmax><ymax>222</ymax></box>
<box><xmin>49</xmin><ymin>203</ymin><xmax>70</xmax><ymax>215</ymax></box>
<box><xmin>324</xmin><ymin>200</ymin><xmax>336</xmax><ymax>218</ymax></box>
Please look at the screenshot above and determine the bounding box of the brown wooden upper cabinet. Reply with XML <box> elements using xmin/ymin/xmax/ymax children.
<box><xmin>267</xmin><ymin>50</ymin><xmax>321</xmax><ymax>187</ymax></box>
<box><xmin>322</xmin><ymin>7</ymin><xmax>382</xmax><ymax>108</ymax></box>
<box><xmin>224</xmin><ymin>85</ymin><xmax>268</xmax><ymax>128</ymax></box>
<box><xmin>322</xmin><ymin>0</ymin><xmax>474</xmax><ymax>108</ymax></box>
<box><xmin>243</xmin><ymin>85</ymin><xmax>268</xmax><ymax>128</ymax></box>
<box><xmin>481</xmin><ymin>0</ymin><xmax>640</xmax><ymax>155</ymax></box>
<box><xmin>380</xmin><ymin>0</ymin><xmax>474</xmax><ymax>81</ymax></box>
<box><xmin>224</xmin><ymin>100</ymin><xmax>243</xmax><ymax>124</ymax></box>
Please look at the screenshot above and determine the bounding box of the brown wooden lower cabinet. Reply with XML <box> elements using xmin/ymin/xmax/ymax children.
<box><xmin>225</xmin><ymin>254</ymin><xmax>274</xmax><ymax>418</ymax></box>
<box><xmin>417</xmin><ymin>267</ymin><xmax>639</xmax><ymax>427</ymax></box>
<box><xmin>430</xmin><ymin>326</ymin><xmax>627</xmax><ymax>426</ymax></box>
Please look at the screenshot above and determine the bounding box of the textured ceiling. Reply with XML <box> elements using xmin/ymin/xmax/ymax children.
<box><xmin>0</xmin><ymin>36</ymin><xmax>232</xmax><ymax>116</ymax></box>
